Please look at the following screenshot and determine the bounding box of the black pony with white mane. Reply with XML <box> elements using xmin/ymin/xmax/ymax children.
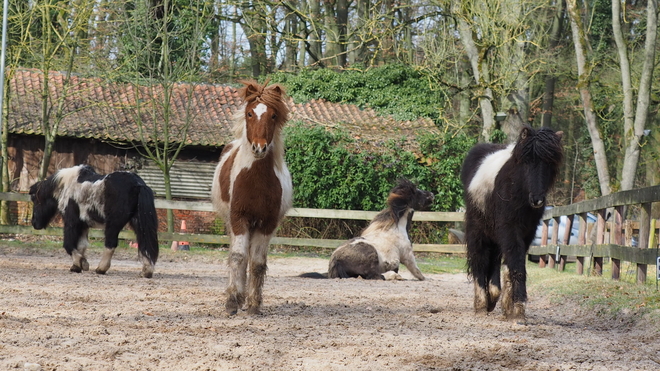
<box><xmin>461</xmin><ymin>126</ymin><xmax>562</xmax><ymax>321</ymax></box>
<box><xmin>29</xmin><ymin>165</ymin><xmax>159</xmax><ymax>278</ymax></box>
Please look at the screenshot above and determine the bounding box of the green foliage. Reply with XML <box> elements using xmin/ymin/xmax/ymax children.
<box><xmin>284</xmin><ymin>123</ymin><xmax>472</xmax><ymax>212</ymax></box>
<box><xmin>417</xmin><ymin>132</ymin><xmax>477</xmax><ymax>211</ymax></box>
<box><xmin>488</xmin><ymin>128</ymin><xmax>507</xmax><ymax>144</ymax></box>
<box><xmin>270</xmin><ymin>64</ymin><xmax>446</xmax><ymax>123</ymax></box>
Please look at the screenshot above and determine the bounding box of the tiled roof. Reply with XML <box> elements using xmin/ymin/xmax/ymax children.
<box><xmin>7</xmin><ymin>69</ymin><xmax>437</xmax><ymax>151</ymax></box>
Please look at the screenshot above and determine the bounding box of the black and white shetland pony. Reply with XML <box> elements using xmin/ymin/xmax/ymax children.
<box><xmin>29</xmin><ymin>165</ymin><xmax>159</xmax><ymax>278</ymax></box>
<box><xmin>461</xmin><ymin>126</ymin><xmax>562</xmax><ymax>321</ymax></box>
<box><xmin>300</xmin><ymin>179</ymin><xmax>434</xmax><ymax>280</ymax></box>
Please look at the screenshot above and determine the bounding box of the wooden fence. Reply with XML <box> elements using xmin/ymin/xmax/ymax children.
<box><xmin>2</xmin><ymin>185</ymin><xmax>659</xmax><ymax>284</ymax></box>
<box><xmin>530</xmin><ymin>185</ymin><xmax>660</xmax><ymax>284</ymax></box>
<box><xmin>0</xmin><ymin>192</ymin><xmax>466</xmax><ymax>254</ymax></box>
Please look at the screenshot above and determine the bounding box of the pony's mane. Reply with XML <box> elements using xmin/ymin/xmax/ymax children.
<box><xmin>513</xmin><ymin>126</ymin><xmax>563</xmax><ymax>165</ymax></box>
<box><xmin>365</xmin><ymin>180</ymin><xmax>417</xmax><ymax>232</ymax></box>
<box><xmin>231</xmin><ymin>80</ymin><xmax>290</xmax><ymax>139</ymax></box>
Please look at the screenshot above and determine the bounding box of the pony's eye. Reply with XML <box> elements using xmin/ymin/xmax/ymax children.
<box><xmin>247</xmin><ymin>112</ymin><xmax>253</xmax><ymax>118</ymax></box>
<box><xmin>271</xmin><ymin>114</ymin><xmax>277</xmax><ymax>120</ymax></box>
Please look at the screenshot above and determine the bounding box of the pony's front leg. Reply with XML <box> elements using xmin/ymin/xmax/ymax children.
<box><xmin>502</xmin><ymin>256</ymin><xmax>527</xmax><ymax>321</ymax></box>
<box><xmin>62</xmin><ymin>216</ymin><xmax>87</xmax><ymax>273</ymax></box>
<box><xmin>246</xmin><ymin>232</ymin><xmax>271</xmax><ymax>315</ymax></box>
<box><xmin>74</xmin><ymin>228</ymin><xmax>90</xmax><ymax>272</ymax></box>
<box><xmin>225</xmin><ymin>233</ymin><xmax>249</xmax><ymax>315</ymax></box>
<box><xmin>400</xmin><ymin>247</ymin><xmax>425</xmax><ymax>281</ymax></box>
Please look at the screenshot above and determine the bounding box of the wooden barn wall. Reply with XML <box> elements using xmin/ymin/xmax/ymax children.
<box><xmin>7</xmin><ymin>134</ymin><xmax>223</xmax><ymax>193</ymax></box>
<box><xmin>7</xmin><ymin>134</ymin><xmax>224</xmax><ymax>232</ymax></box>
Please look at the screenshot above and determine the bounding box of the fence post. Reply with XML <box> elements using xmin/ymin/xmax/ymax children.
<box><xmin>548</xmin><ymin>216</ymin><xmax>560</xmax><ymax>269</ymax></box>
<box><xmin>593</xmin><ymin>209</ymin><xmax>606</xmax><ymax>276</ymax></box>
<box><xmin>611</xmin><ymin>205</ymin><xmax>623</xmax><ymax>280</ymax></box>
<box><xmin>638</xmin><ymin>202</ymin><xmax>651</xmax><ymax>284</ymax></box>
<box><xmin>559</xmin><ymin>214</ymin><xmax>574</xmax><ymax>272</ymax></box>
<box><xmin>539</xmin><ymin>219</ymin><xmax>549</xmax><ymax>267</ymax></box>
<box><xmin>576</xmin><ymin>213</ymin><xmax>588</xmax><ymax>275</ymax></box>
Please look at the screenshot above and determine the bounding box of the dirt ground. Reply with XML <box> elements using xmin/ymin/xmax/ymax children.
<box><xmin>1</xmin><ymin>243</ymin><xmax>659</xmax><ymax>371</ymax></box>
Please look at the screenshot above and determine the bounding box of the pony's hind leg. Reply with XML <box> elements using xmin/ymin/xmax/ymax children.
<box><xmin>225</xmin><ymin>233</ymin><xmax>249</xmax><ymax>315</ymax></box>
<box><xmin>246</xmin><ymin>233</ymin><xmax>271</xmax><ymax>315</ymax></box>
<box><xmin>486</xmin><ymin>252</ymin><xmax>502</xmax><ymax>312</ymax></box>
<box><xmin>96</xmin><ymin>247</ymin><xmax>116</xmax><ymax>274</ymax></box>
<box><xmin>467</xmin><ymin>238</ymin><xmax>495</xmax><ymax>314</ymax></box>
<box><xmin>96</xmin><ymin>223</ymin><xmax>123</xmax><ymax>275</ymax></box>
<box><xmin>139</xmin><ymin>254</ymin><xmax>155</xmax><ymax>278</ymax></box>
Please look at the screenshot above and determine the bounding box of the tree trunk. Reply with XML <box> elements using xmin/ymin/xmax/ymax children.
<box><xmin>1</xmin><ymin>77</ymin><xmax>11</xmax><ymax>224</ymax></box>
<box><xmin>308</xmin><ymin>0</ymin><xmax>322</xmax><ymax>66</ymax></box>
<box><xmin>618</xmin><ymin>0</ymin><xmax>658</xmax><ymax>191</ymax></box>
<box><xmin>453</xmin><ymin>6</ymin><xmax>495</xmax><ymax>141</ymax></box>
<box><xmin>323</xmin><ymin>0</ymin><xmax>340</xmax><ymax>67</ymax></box>
<box><xmin>542</xmin><ymin>0</ymin><xmax>566</xmax><ymax>127</ymax></box>
<box><xmin>566</xmin><ymin>0</ymin><xmax>611</xmax><ymax>196</ymax></box>
<box><xmin>283</xmin><ymin>3</ymin><xmax>298</xmax><ymax>71</ymax></box>
<box><xmin>336</xmin><ymin>0</ymin><xmax>348</xmax><ymax>67</ymax></box>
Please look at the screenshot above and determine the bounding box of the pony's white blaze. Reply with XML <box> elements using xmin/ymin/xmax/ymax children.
<box><xmin>467</xmin><ymin>144</ymin><xmax>514</xmax><ymax>213</ymax></box>
<box><xmin>253</xmin><ymin>103</ymin><xmax>268</xmax><ymax>120</ymax></box>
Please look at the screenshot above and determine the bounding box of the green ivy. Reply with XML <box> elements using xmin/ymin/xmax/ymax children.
<box><xmin>270</xmin><ymin>64</ymin><xmax>446</xmax><ymax>124</ymax></box>
<box><xmin>284</xmin><ymin>123</ymin><xmax>474</xmax><ymax>212</ymax></box>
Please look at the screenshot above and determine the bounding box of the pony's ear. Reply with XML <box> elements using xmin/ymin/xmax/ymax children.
<box><xmin>520</xmin><ymin>126</ymin><xmax>531</xmax><ymax>140</ymax></box>
<box><xmin>244</xmin><ymin>83</ymin><xmax>260</xmax><ymax>97</ymax></box>
<box><xmin>555</xmin><ymin>131</ymin><xmax>564</xmax><ymax>141</ymax></box>
<box><xmin>238</xmin><ymin>80</ymin><xmax>261</xmax><ymax>101</ymax></box>
<box><xmin>269</xmin><ymin>85</ymin><xmax>283</xmax><ymax>97</ymax></box>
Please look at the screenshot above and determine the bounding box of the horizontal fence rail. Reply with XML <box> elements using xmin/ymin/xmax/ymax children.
<box><xmin>0</xmin><ymin>192</ymin><xmax>466</xmax><ymax>254</ymax></box>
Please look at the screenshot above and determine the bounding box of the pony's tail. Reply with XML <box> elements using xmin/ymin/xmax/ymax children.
<box><xmin>298</xmin><ymin>272</ymin><xmax>328</xmax><ymax>279</ymax></box>
<box><xmin>134</xmin><ymin>185</ymin><xmax>159</xmax><ymax>265</ymax></box>
<box><xmin>328</xmin><ymin>258</ymin><xmax>349</xmax><ymax>279</ymax></box>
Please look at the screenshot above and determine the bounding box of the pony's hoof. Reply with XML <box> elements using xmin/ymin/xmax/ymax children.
<box><xmin>474</xmin><ymin>308</ymin><xmax>489</xmax><ymax>316</ymax></box>
<box><xmin>70</xmin><ymin>265</ymin><xmax>82</xmax><ymax>273</ymax></box>
<box><xmin>225</xmin><ymin>300</ymin><xmax>240</xmax><ymax>316</ymax></box>
<box><xmin>80</xmin><ymin>258</ymin><xmax>90</xmax><ymax>271</ymax></box>
<box><xmin>246</xmin><ymin>306</ymin><xmax>262</xmax><ymax>316</ymax></box>
<box><xmin>95</xmin><ymin>268</ymin><xmax>107</xmax><ymax>275</ymax></box>
<box><xmin>141</xmin><ymin>266</ymin><xmax>154</xmax><ymax>278</ymax></box>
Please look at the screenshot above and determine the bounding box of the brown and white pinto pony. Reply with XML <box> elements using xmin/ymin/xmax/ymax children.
<box><xmin>211</xmin><ymin>80</ymin><xmax>293</xmax><ymax>315</ymax></box>
<box><xmin>300</xmin><ymin>179</ymin><xmax>434</xmax><ymax>281</ymax></box>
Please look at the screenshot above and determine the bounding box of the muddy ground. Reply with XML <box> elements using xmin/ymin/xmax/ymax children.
<box><xmin>1</xmin><ymin>243</ymin><xmax>659</xmax><ymax>371</ymax></box>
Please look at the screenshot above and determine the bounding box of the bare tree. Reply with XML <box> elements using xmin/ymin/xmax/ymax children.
<box><xmin>614</xmin><ymin>0</ymin><xmax>658</xmax><ymax>191</ymax></box>
<box><xmin>25</xmin><ymin>0</ymin><xmax>95</xmax><ymax>180</ymax></box>
<box><xmin>566</xmin><ymin>0</ymin><xmax>611</xmax><ymax>196</ymax></box>
<box><xmin>111</xmin><ymin>0</ymin><xmax>210</xmax><ymax>231</ymax></box>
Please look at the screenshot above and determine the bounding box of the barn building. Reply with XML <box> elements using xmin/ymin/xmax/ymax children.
<box><xmin>5</xmin><ymin>69</ymin><xmax>437</xmax><ymax>231</ymax></box>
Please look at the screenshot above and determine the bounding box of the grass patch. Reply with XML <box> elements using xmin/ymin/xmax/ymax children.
<box><xmin>528</xmin><ymin>261</ymin><xmax>660</xmax><ymax>321</ymax></box>
<box><xmin>416</xmin><ymin>254</ymin><xmax>467</xmax><ymax>274</ymax></box>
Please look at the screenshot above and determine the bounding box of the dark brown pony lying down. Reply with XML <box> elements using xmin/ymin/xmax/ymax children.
<box><xmin>300</xmin><ymin>179</ymin><xmax>434</xmax><ymax>280</ymax></box>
